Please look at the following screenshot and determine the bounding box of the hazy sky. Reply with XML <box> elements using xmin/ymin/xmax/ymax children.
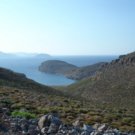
<box><xmin>0</xmin><ymin>0</ymin><xmax>135</xmax><ymax>55</ymax></box>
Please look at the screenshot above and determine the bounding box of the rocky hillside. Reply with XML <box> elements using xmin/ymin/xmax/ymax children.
<box><xmin>67</xmin><ymin>51</ymin><xmax>135</xmax><ymax>108</ymax></box>
<box><xmin>65</xmin><ymin>62</ymin><xmax>106</xmax><ymax>80</ymax></box>
<box><xmin>39</xmin><ymin>60</ymin><xmax>106</xmax><ymax>80</ymax></box>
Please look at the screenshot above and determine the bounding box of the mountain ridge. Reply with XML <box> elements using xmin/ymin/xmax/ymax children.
<box><xmin>66</xmin><ymin>51</ymin><xmax>135</xmax><ymax>108</ymax></box>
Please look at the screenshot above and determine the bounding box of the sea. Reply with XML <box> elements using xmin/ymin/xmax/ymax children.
<box><xmin>0</xmin><ymin>55</ymin><xmax>118</xmax><ymax>86</ymax></box>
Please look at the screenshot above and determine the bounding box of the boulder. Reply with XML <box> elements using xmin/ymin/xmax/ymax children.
<box><xmin>38</xmin><ymin>114</ymin><xmax>52</xmax><ymax>129</ymax></box>
<box><xmin>98</xmin><ymin>124</ymin><xmax>108</xmax><ymax>132</ymax></box>
<box><xmin>73</xmin><ymin>119</ymin><xmax>83</xmax><ymax>127</ymax></box>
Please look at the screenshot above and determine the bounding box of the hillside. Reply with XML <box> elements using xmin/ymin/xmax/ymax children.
<box><xmin>0</xmin><ymin>67</ymin><xmax>62</xmax><ymax>96</ymax></box>
<box><xmin>67</xmin><ymin>52</ymin><xmax>135</xmax><ymax>108</ymax></box>
<box><xmin>0</xmin><ymin>65</ymin><xmax>135</xmax><ymax>131</ymax></box>
<box><xmin>65</xmin><ymin>62</ymin><xmax>106</xmax><ymax>80</ymax></box>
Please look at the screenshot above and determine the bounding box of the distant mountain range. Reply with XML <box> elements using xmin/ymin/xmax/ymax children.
<box><xmin>0</xmin><ymin>52</ymin><xmax>15</xmax><ymax>58</ymax></box>
<box><xmin>0</xmin><ymin>52</ymin><xmax>50</xmax><ymax>58</ymax></box>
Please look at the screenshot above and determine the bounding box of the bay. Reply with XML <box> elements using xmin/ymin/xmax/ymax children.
<box><xmin>0</xmin><ymin>55</ymin><xmax>117</xmax><ymax>86</ymax></box>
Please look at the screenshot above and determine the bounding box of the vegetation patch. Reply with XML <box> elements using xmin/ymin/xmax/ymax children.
<box><xmin>11</xmin><ymin>110</ymin><xmax>36</xmax><ymax>119</ymax></box>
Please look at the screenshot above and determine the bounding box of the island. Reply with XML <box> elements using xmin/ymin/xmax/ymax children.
<box><xmin>39</xmin><ymin>60</ymin><xmax>106</xmax><ymax>80</ymax></box>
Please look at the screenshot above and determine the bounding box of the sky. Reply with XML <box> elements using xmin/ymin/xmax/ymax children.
<box><xmin>0</xmin><ymin>0</ymin><xmax>135</xmax><ymax>55</ymax></box>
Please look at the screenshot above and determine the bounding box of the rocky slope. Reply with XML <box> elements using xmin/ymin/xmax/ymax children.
<box><xmin>39</xmin><ymin>60</ymin><xmax>106</xmax><ymax>80</ymax></box>
<box><xmin>0</xmin><ymin>109</ymin><xmax>133</xmax><ymax>135</ymax></box>
<box><xmin>65</xmin><ymin>62</ymin><xmax>106</xmax><ymax>80</ymax></box>
<box><xmin>67</xmin><ymin>51</ymin><xmax>135</xmax><ymax>108</ymax></box>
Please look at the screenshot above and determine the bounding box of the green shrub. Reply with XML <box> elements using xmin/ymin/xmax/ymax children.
<box><xmin>11</xmin><ymin>110</ymin><xmax>36</xmax><ymax>119</ymax></box>
<box><xmin>122</xmin><ymin>117</ymin><xmax>133</xmax><ymax>123</ymax></box>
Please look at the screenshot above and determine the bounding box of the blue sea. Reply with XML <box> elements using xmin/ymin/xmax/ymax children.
<box><xmin>0</xmin><ymin>55</ymin><xmax>118</xmax><ymax>86</ymax></box>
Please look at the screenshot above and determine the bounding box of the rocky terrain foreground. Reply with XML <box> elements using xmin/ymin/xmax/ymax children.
<box><xmin>0</xmin><ymin>108</ymin><xmax>134</xmax><ymax>135</ymax></box>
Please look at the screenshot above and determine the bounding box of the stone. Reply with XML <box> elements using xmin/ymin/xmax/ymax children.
<box><xmin>82</xmin><ymin>124</ymin><xmax>94</xmax><ymax>132</ymax></box>
<box><xmin>93</xmin><ymin>123</ymin><xmax>100</xmax><ymax>130</ymax></box>
<box><xmin>73</xmin><ymin>119</ymin><xmax>83</xmax><ymax>128</ymax></box>
<box><xmin>98</xmin><ymin>124</ymin><xmax>108</xmax><ymax>132</ymax></box>
<box><xmin>51</xmin><ymin>116</ymin><xmax>61</xmax><ymax>127</ymax></box>
<box><xmin>48</xmin><ymin>123</ymin><xmax>59</xmax><ymax>133</ymax></box>
<box><xmin>38</xmin><ymin>114</ymin><xmax>52</xmax><ymax>129</ymax></box>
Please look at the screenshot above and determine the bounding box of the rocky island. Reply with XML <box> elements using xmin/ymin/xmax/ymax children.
<box><xmin>39</xmin><ymin>60</ymin><xmax>106</xmax><ymax>80</ymax></box>
<box><xmin>39</xmin><ymin>60</ymin><xmax>78</xmax><ymax>75</ymax></box>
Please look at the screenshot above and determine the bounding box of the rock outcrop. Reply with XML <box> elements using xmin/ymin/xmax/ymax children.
<box><xmin>0</xmin><ymin>109</ymin><xmax>134</xmax><ymax>135</ymax></box>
